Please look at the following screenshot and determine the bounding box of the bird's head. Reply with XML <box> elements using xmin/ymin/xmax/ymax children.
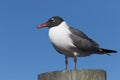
<box><xmin>37</xmin><ymin>16</ymin><xmax>64</xmax><ymax>29</ymax></box>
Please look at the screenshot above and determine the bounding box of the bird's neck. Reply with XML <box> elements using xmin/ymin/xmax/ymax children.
<box><xmin>56</xmin><ymin>21</ymin><xmax>69</xmax><ymax>29</ymax></box>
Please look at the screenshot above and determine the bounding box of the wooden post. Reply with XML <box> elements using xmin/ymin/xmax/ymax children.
<box><xmin>38</xmin><ymin>69</ymin><xmax>106</xmax><ymax>80</ymax></box>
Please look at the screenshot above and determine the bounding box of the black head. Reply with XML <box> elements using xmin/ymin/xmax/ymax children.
<box><xmin>37</xmin><ymin>16</ymin><xmax>64</xmax><ymax>28</ymax></box>
<box><xmin>47</xmin><ymin>16</ymin><xmax>64</xmax><ymax>28</ymax></box>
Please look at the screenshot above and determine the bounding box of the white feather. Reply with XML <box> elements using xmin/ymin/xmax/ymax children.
<box><xmin>48</xmin><ymin>22</ymin><xmax>75</xmax><ymax>50</ymax></box>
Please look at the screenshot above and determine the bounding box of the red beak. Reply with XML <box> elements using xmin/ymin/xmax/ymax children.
<box><xmin>37</xmin><ymin>23</ymin><xmax>48</xmax><ymax>29</ymax></box>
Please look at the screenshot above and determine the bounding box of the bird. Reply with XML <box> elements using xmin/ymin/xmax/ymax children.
<box><xmin>37</xmin><ymin>16</ymin><xmax>117</xmax><ymax>70</ymax></box>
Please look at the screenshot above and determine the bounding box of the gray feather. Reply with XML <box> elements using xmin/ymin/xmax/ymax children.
<box><xmin>69</xmin><ymin>27</ymin><xmax>99</xmax><ymax>52</ymax></box>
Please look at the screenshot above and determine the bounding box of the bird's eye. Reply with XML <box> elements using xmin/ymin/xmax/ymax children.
<box><xmin>50</xmin><ymin>18</ymin><xmax>55</xmax><ymax>22</ymax></box>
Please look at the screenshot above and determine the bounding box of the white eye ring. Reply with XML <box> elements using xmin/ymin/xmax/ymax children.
<box><xmin>51</xmin><ymin>18</ymin><xmax>55</xmax><ymax>22</ymax></box>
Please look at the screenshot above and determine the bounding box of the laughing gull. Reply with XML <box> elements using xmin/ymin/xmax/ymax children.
<box><xmin>37</xmin><ymin>16</ymin><xmax>117</xmax><ymax>70</ymax></box>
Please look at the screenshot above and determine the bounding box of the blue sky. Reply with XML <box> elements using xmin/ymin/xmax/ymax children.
<box><xmin>0</xmin><ymin>0</ymin><xmax>119</xmax><ymax>80</ymax></box>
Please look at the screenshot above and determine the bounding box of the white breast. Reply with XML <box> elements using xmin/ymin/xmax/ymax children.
<box><xmin>48</xmin><ymin>22</ymin><xmax>75</xmax><ymax>50</ymax></box>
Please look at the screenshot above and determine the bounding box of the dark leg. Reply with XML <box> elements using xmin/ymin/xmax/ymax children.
<box><xmin>65</xmin><ymin>56</ymin><xmax>68</xmax><ymax>70</ymax></box>
<box><xmin>74</xmin><ymin>55</ymin><xmax>77</xmax><ymax>70</ymax></box>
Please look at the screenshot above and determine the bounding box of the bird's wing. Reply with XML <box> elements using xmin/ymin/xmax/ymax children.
<box><xmin>69</xmin><ymin>27</ymin><xmax>99</xmax><ymax>52</ymax></box>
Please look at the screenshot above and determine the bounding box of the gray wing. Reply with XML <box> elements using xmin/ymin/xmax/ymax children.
<box><xmin>69</xmin><ymin>27</ymin><xmax>99</xmax><ymax>52</ymax></box>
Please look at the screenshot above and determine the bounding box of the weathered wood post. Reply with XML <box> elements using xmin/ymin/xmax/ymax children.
<box><xmin>38</xmin><ymin>69</ymin><xmax>106</xmax><ymax>80</ymax></box>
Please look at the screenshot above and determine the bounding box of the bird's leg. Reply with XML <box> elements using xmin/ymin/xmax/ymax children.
<box><xmin>65</xmin><ymin>56</ymin><xmax>68</xmax><ymax>70</ymax></box>
<box><xmin>74</xmin><ymin>55</ymin><xmax>77</xmax><ymax>70</ymax></box>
